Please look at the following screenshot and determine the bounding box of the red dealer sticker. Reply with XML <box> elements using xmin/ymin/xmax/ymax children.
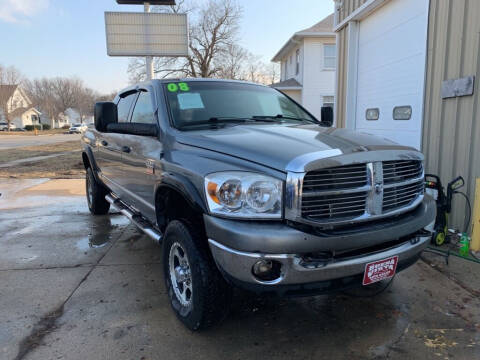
<box><xmin>362</xmin><ymin>256</ymin><xmax>398</xmax><ymax>286</ymax></box>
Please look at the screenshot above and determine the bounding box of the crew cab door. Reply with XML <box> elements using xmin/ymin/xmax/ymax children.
<box><xmin>96</xmin><ymin>91</ymin><xmax>137</xmax><ymax>195</ymax></box>
<box><xmin>119</xmin><ymin>87</ymin><xmax>162</xmax><ymax>221</ymax></box>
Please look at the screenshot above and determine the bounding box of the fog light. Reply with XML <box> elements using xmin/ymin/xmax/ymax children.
<box><xmin>252</xmin><ymin>259</ymin><xmax>282</xmax><ymax>282</ymax></box>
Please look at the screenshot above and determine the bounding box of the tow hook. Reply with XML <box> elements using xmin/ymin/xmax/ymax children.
<box><xmin>411</xmin><ymin>229</ymin><xmax>432</xmax><ymax>244</ymax></box>
<box><xmin>299</xmin><ymin>252</ymin><xmax>334</xmax><ymax>269</ymax></box>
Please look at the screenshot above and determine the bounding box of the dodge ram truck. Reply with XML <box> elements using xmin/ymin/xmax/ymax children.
<box><xmin>81</xmin><ymin>79</ymin><xmax>436</xmax><ymax>330</ymax></box>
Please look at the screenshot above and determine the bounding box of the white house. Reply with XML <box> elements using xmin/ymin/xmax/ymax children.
<box><xmin>271</xmin><ymin>14</ymin><xmax>336</xmax><ymax>119</ymax></box>
<box><xmin>0</xmin><ymin>85</ymin><xmax>42</xmax><ymax>128</ymax></box>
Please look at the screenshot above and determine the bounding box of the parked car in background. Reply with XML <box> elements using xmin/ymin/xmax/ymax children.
<box><xmin>0</xmin><ymin>122</ymin><xmax>16</xmax><ymax>131</ymax></box>
<box><xmin>69</xmin><ymin>123</ymin><xmax>88</xmax><ymax>133</ymax></box>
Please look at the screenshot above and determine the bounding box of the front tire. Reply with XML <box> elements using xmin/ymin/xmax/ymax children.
<box><xmin>86</xmin><ymin>167</ymin><xmax>110</xmax><ymax>215</ymax></box>
<box><xmin>162</xmin><ymin>220</ymin><xmax>232</xmax><ymax>330</ymax></box>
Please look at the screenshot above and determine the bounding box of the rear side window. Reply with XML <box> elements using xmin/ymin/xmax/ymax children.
<box><xmin>131</xmin><ymin>91</ymin><xmax>155</xmax><ymax>124</ymax></box>
<box><xmin>117</xmin><ymin>93</ymin><xmax>137</xmax><ymax>123</ymax></box>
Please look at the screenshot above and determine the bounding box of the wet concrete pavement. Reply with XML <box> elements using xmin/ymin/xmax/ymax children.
<box><xmin>0</xmin><ymin>179</ymin><xmax>479</xmax><ymax>360</ymax></box>
<box><xmin>0</xmin><ymin>134</ymin><xmax>81</xmax><ymax>150</ymax></box>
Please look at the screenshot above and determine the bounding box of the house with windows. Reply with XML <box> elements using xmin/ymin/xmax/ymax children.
<box><xmin>0</xmin><ymin>85</ymin><xmax>41</xmax><ymax>128</ymax></box>
<box><xmin>271</xmin><ymin>14</ymin><xmax>335</xmax><ymax>119</ymax></box>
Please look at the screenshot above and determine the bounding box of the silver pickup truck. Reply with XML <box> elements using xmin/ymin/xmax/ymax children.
<box><xmin>81</xmin><ymin>79</ymin><xmax>435</xmax><ymax>330</ymax></box>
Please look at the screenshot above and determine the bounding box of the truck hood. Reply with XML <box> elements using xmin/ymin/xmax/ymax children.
<box><xmin>175</xmin><ymin>123</ymin><xmax>419</xmax><ymax>172</ymax></box>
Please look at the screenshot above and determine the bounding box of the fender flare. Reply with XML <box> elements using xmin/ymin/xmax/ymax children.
<box><xmin>82</xmin><ymin>145</ymin><xmax>101</xmax><ymax>182</ymax></box>
<box><xmin>154</xmin><ymin>173</ymin><xmax>207</xmax><ymax>214</ymax></box>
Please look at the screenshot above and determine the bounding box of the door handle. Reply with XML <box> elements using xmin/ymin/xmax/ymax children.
<box><xmin>101</xmin><ymin>140</ymin><xmax>108</xmax><ymax>146</ymax></box>
<box><xmin>121</xmin><ymin>146</ymin><xmax>131</xmax><ymax>153</ymax></box>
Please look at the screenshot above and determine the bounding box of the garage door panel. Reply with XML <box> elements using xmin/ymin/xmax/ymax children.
<box><xmin>358</xmin><ymin>16</ymin><xmax>427</xmax><ymax>73</ymax></box>
<box><xmin>358</xmin><ymin>0</ymin><xmax>427</xmax><ymax>45</ymax></box>
<box><xmin>354</xmin><ymin>0</ymin><xmax>429</xmax><ymax>150</ymax></box>
<box><xmin>357</xmin><ymin>55</ymin><xmax>425</xmax><ymax>101</ymax></box>
<box><xmin>356</xmin><ymin>97</ymin><xmax>423</xmax><ymax>130</ymax></box>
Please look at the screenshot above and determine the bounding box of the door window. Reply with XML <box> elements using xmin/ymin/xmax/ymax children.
<box><xmin>131</xmin><ymin>91</ymin><xmax>155</xmax><ymax>124</ymax></box>
<box><xmin>117</xmin><ymin>92</ymin><xmax>137</xmax><ymax>122</ymax></box>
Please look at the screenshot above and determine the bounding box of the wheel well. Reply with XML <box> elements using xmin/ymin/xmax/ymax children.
<box><xmin>155</xmin><ymin>186</ymin><xmax>205</xmax><ymax>235</ymax></box>
<box><xmin>82</xmin><ymin>152</ymin><xmax>90</xmax><ymax>170</ymax></box>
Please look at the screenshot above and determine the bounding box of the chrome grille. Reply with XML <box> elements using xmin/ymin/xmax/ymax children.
<box><xmin>297</xmin><ymin>160</ymin><xmax>424</xmax><ymax>226</ymax></box>
<box><xmin>383</xmin><ymin>160</ymin><xmax>423</xmax><ymax>184</ymax></box>
<box><xmin>383</xmin><ymin>180</ymin><xmax>424</xmax><ymax>212</ymax></box>
<box><xmin>303</xmin><ymin>164</ymin><xmax>367</xmax><ymax>193</ymax></box>
<box><xmin>302</xmin><ymin>192</ymin><xmax>367</xmax><ymax>221</ymax></box>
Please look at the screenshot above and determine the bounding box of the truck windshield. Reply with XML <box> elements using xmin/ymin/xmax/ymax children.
<box><xmin>164</xmin><ymin>81</ymin><xmax>317</xmax><ymax>129</ymax></box>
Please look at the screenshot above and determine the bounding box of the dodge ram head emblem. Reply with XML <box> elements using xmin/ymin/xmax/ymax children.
<box><xmin>374</xmin><ymin>182</ymin><xmax>383</xmax><ymax>194</ymax></box>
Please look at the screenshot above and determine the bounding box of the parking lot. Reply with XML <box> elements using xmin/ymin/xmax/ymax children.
<box><xmin>1</xmin><ymin>178</ymin><xmax>479</xmax><ymax>360</ymax></box>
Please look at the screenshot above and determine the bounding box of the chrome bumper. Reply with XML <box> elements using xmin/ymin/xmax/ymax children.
<box><xmin>208</xmin><ymin>235</ymin><xmax>430</xmax><ymax>286</ymax></box>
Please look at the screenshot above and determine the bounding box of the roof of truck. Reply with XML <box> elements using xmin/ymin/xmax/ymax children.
<box><xmin>116</xmin><ymin>78</ymin><xmax>267</xmax><ymax>97</ymax></box>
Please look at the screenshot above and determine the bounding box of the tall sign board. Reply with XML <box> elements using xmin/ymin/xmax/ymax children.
<box><xmin>105</xmin><ymin>12</ymin><xmax>188</xmax><ymax>57</ymax></box>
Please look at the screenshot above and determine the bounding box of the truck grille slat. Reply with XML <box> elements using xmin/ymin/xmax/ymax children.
<box><xmin>303</xmin><ymin>202</ymin><xmax>366</xmax><ymax>214</ymax></box>
<box><xmin>303</xmin><ymin>164</ymin><xmax>368</xmax><ymax>193</ymax></box>
<box><xmin>302</xmin><ymin>198</ymin><xmax>366</xmax><ymax>208</ymax></box>
<box><xmin>383</xmin><ymin>160</ymin><xmax>423</xmax><ymax>184</ymax></box>
<box><xmin>302</xmin><ymin>193</ymin><xmax>367</xmax><ymax>203</ymax></box>
<box><xmin>300</xmin><ymin>160</ymin><xmax>424</xmax><ymax>225</ymax></box>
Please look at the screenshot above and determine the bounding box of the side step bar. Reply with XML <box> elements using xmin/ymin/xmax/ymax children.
<box><xmin>105</xmin><ymin>194</ymin><xmax>162</xmax><ymax>243</ymax></box>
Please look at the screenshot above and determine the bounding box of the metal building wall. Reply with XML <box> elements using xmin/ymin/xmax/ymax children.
<box><xmin>335</xmin><ymin>27</ymin><xmax>348</xmax><ymax>128</ymax></box>
<box><xmin>422</xmin><ymin>0</ymin><xmax>480</xmax><ymax>231</ymax></box>
<box><xmin>334</xmin><ymin>0</ymin><xmax>366</xmax><ymax>128</ymax></box>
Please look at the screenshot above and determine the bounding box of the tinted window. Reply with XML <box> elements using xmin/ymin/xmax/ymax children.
<box><xmin>131</xmin><ymin>91</ymin><xmax>155</xmax><ymax>124</ymax></box>
<box><xmin>117</xmin><ymin>93</ymin><xmax>137</xmax><ymax>123</ymax></box>
<box><xmin>164</xmin><ymin>81</ymin><xmax>316</xmax><ymax>129</ymax></box>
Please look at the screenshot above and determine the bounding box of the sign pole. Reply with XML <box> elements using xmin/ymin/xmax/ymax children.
<box><xmin>144</xmin><ymin>2</ymin><xmax>154</xmax><ymax>80</ymax></box>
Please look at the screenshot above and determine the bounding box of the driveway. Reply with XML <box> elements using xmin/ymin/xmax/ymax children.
<box><xmin>0</xmin><ymin>178</ymin><xmax>479</xmax><ymax>360</ymax></box>
<box><xmin>0</xmin><ymin>134</ymin><xmax>81</xmax><ymax>150</ymax></box>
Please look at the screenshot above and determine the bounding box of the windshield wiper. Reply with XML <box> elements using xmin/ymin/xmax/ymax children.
<box><xmin>178</xmin><ymin>117</ymin><xmax>277</xmax><ymax>129</ymax></box>
<box><xmin>252</xmin><ymin>114</ymin><xmax>318</xmax><ymax>123</ymax></box>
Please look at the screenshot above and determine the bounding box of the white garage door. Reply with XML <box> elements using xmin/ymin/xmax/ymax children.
<box><xmin>355</xmin><ymin>0</ymin><xmax>429</xmax><ymax>150</ymax></box>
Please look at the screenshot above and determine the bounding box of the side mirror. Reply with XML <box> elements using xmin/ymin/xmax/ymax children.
<box><xmin>320</xmin><ymin>106</ymin><xmax>333</xmax><ymax>127</ymax></box>
<box><xmin>94</xmin><ymin>102</ymin><xmax>117</xmax><ymax>132</ymax></box>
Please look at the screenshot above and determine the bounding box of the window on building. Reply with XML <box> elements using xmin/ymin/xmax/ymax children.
<box><xmin>295</xmin><ymin>49</ymin><xmax>300</xmax><ymax>75</ymax></box>
<box><xmin>324</xmin><ymin>44</ymin><xmax>336</xmax><ymax>69</ymax></box>
<box><xmin>117</xmin><ymin>92</ymin><xmax>137</xmax><ymax>123</ymax></box>
<box><xmin>393</xmin><ymin>105</ymin><xmax>412</xmax><ymax>120</ymax></box>
<box><xmin>323</xmin><ymin>96</ymin><xmax>334</xmax><ymax>109</ymax></box>
<box><xmin>131</xmin><ymin>91</ymin><xmax>155</xmax><ymax>124</ymax></box>
<box><xmin>366</xmin><ymin>108</ymin><xmax>380</xmax><ymax>121</ymax></box>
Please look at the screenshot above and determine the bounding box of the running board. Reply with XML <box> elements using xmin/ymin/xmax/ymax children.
<box><xmin>105</xmin><ymin>194</ymin><xmax>162</xmax><ymax>243</ymax></box>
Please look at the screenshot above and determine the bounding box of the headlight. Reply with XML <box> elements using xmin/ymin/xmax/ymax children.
<box><xmin>205</xmin><ymin>172</ymin><xmax>283</xmax><ymax>219</ymax></box>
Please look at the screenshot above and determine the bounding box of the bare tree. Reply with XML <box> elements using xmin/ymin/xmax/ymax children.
<box><xmin>0</xmin><ymin>64</ymin><xmax>23</xmax><ymax>131</ymax></box>
<box><xmin>76</xmin><ymin>87</ymin><xmax>98</xmax><ymax>123</ymax></box>
<box><xmin>128</xmin><ymin>0</ymin><xmax>243</xmax><ymax>81</ymax></box>
<box><xmin>216</xmin><ymin>43</ymin><xmax>249</xmax><ymax>79</ymax></box>
<box><xmin>51</xmin><ymin>77</ymin><xmax>84</xmax><ymax>113</ymax></box>
<box><xmin>24</xmin><ymin>78</ymin><xmax>59</xmax><ymax>125</ymax></box>
<box><xmin>25</xmin><ymin>76</ymin><xmax>102</xmax><ymax>126</ymax></box>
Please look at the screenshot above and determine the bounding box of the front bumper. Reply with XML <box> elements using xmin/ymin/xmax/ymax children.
<box><xmin>209</xmin><ymin>235</ymin><xmax>429</xmax><ymax>287</ymax></box>
<box><xmin>205</xmin><ymin>196</ymin><xmax>435</xmax><ymax>292</ymax></box>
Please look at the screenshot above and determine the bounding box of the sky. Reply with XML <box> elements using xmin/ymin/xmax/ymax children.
<box><xmin>0</xmin><ymin>0</ymin><xmax>333</xmax><ymax>94</ymax></box>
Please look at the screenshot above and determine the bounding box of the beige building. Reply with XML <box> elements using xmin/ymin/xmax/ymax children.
<box><xmin>333</xmin><ymin>0</ymin><xmax>479</xmax><ymax>232</ymax></box>
<box><xmin>271</xmin><ymin>14</ymin><xmax>336</xmax><ymax>119</ymax></box>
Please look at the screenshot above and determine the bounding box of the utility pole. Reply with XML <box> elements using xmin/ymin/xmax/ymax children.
<box><xmin>144</xmin><ymin>2</ymin><xmax>154</xmax><ymax>80</ymax></box>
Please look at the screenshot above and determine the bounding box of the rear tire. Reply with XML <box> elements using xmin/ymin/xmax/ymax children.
<box><xmin>162</xmin><ymin>220</ymin><xmax>232</xmax><ymax>330</ymax></box>
<box><xmin>86</xmin><ymin>167</ymin><xmax>110</xmax><ymax>215</ymax></box>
